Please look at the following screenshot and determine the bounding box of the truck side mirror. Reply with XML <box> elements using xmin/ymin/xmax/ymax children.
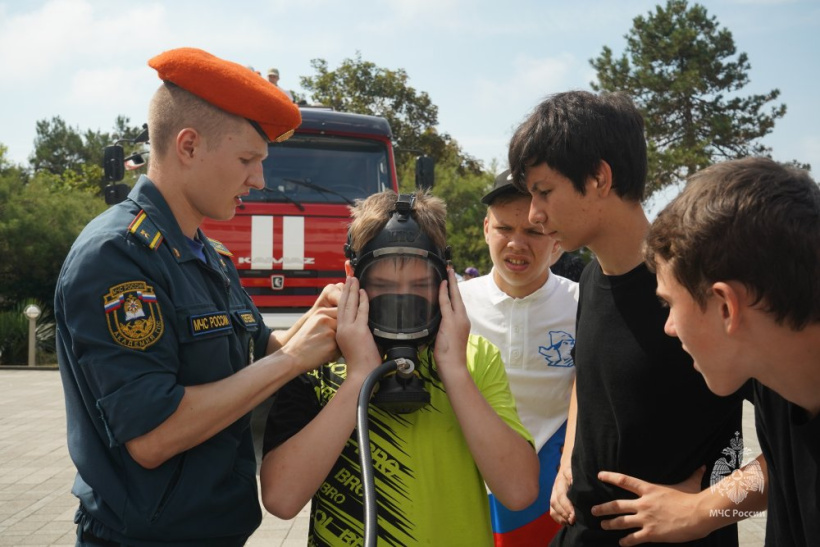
<box><xmin>103</xmin><ymin>145</ymin><xmax>131</xmax><ymax>205</ymax></box>
<box><xmin>104</xmin><ymin>183</ymin><xmax>131</xmax><ymax>205</ymax></box>
<box><xmin>415</xmin><ymin>155</ymin><xmax>435</xmax><ymax>190</ymax></box>
<box><xmin>103</xmin><ymin>145</ymin><xmax>125</xmax><ymax>183</ymax></box>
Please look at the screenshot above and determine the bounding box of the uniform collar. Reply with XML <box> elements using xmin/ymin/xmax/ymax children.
<box><xmin>128</xmin><ymin>175</ymin><xmax>215</xmax><ymax>264</ymax></box>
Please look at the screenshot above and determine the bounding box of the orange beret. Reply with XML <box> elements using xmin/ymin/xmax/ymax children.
<box><xmin>148</xmin><ymin>47</ymin><xmax>301</xmax><ymax>143</ymax></box>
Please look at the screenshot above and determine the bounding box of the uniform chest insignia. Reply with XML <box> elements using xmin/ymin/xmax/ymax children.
<box><xmin>234</xmin><ymin>309</ymin><xmax>258</xmax><ymax>329</ymax></box>
<box><xmin>103</xmin><ymin>281</ymin><xmax>164</xmax><ymax>350</ymax></box>
<box><xmin>207</xmin><ymin>238</ymin><xmax>233</xmax><ymax>257</ymax></box>
<box><xmin>189</xmin><ymin>311</ymin><xmax>232</xmax><ymax>337</ymax></box>
<box><xmin>128</xmin><ymin>210</ymin><xmax>164</xmax><ymax>251</ymax></box>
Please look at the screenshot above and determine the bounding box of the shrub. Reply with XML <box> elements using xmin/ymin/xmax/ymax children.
<box><xmin>0</xmin><ymin>308</ymin><xmax>27</xmax><ymax>364</ymax></box>
<box><xmin>0</xmin><ymin>300</ymin><xmax>55</xmax><ymax>366</ymax></box>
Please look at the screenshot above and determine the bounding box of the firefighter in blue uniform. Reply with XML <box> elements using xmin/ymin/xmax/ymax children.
<box><xmin>55</xmin><ymin>48</ymin><xmax>340</xmax><ymax>547</ymax></box>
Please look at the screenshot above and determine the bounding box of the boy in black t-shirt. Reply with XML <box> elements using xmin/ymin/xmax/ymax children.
<box><xmin>645</xmin><ymin>157</ymin><xmax>820</xmax><ymax>546</ymax></box>
<box><xmin>507</xmin><ymin>91</ymin><xmax>749</xmax><ymax>545</ymax></box>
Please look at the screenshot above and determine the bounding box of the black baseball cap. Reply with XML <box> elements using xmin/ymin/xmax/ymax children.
<box><xmin>481</xmin><ymin>169</ymin><xmax>529</xmax><ymax>205</ymax></box>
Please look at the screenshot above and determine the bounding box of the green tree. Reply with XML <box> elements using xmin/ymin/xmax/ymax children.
<box><xmin>29</xmin><ymin>115</ymin><xmax>145</xmax><ymax>194</ymax></box>
<box><xmin>300</xmin><ymin>53</ymin><xmax>481</xmax><ymax>182</ymax></box>
<box><xmin>0</xmin><ymin>143</ymin><xmax>27</xmax><ymax>189</ymax></box>
<box><xmin>29</xmin><ymin>116</ymin><xmax>87</xmax><ymax>175</ymax></box>
<box><xmin>591</xmin><ymin>0</ymin><xmax>791</xmax><ymax>197</ymax></box>
<box><xmin>0</xmin><ymin>163</ymin><xmax>106</xmax><ymax>306</ymax></box>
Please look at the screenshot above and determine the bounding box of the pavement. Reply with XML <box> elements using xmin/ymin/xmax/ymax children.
<box><xmin>0</xmin><ymin>368</ymin><xmax>767</xmax><ymax>546</ymax></box>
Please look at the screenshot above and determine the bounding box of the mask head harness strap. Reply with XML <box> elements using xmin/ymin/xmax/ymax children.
<box><xmin>345</xmin><ymin>193</ymin><xmax>450</xmax><ymax>275</ymax></box>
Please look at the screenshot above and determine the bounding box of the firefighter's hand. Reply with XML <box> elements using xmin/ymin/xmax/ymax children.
<box><xmin>550</xmin><ymin>463</ymin><xmax>575</xmax><ymax>526</ymax></box>
<box><xmin>433</xmin><ymin>268</ymin><xmax>471</xmax><ymax>377</ymax></box>
<box><xmin>269</xmin><ymin>282</ymin><xmax>343</xmax><ymax>354</ymax></box>
<box><xmin>336</xmin><ymin>276</ymin><xmax>381</xmax><ymax>381</ymax></box>
<box><xmin>313</xmin><ymin>282</ymin><xmax>344</xmax><ymax>310</ymax></box>
<box><xmin>279</xmin><ymin>305</ymin><xmax>339</xmax><ymax>373</ymax></box>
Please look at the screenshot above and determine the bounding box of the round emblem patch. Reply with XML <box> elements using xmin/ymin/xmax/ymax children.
<box><xmin>103</xmin><ymin>281</ymin><xmax>164</xmax><ymax>350</ymax></box>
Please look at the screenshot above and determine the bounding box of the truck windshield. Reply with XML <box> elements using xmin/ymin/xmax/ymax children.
<box><xmin>244</xmin><ymin>134</ymin><xmax>392</xmax><ymax>204</ymax></box>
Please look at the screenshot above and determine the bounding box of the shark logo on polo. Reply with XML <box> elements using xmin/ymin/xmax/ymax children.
<box><xmin>538</xmin><ymin>330</ymin><xmax>575</xmax><ymax>367</ymax></box>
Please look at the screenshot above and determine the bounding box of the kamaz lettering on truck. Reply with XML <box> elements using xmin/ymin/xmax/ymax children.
<box><xmin>200</xmin><ymin>108</ymin><xmax>399</xmax><ymax>327</ymax></box>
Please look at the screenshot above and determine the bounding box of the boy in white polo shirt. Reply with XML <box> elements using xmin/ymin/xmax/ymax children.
<box><xmin>460</xmin><ymin>170</ymin><xmax>580</xmax><ymax>546</ymax></box>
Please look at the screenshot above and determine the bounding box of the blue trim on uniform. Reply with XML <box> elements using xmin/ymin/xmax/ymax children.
<box><xmin>186</xmin><ymin>237</ymin><xmax>207</xmax><ymax>263</ymax></box>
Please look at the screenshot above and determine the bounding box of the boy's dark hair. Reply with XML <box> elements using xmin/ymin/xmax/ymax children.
<box><xmin>645</xmin><ymin>157</ymin><xmax>820</xmax><ymax>330</ymax></box>
<box><xmin>508</xmin><ymin>91</ymin><xmax>647</xmax><ymax>201</ymax></box>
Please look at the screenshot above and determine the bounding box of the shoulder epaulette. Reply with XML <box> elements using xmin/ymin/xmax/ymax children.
<box><xmin>208</xmin><ymin>237</ymin><xmax>233</xmax><ymax>257</ymax></box>
<box><xmin>127</xmin><ymin>210</ymin><xmax>164</xmax><ymax>251</ymax></box>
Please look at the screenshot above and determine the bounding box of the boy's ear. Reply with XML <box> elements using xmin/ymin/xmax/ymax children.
<box><xmin>591</xmin><ymin>160</ymin><xmax>613</xmax><ymax>195</ymax></box>
<box><xmin>344</xmin><ymin>260</ymin><xmax>354</xmax><ymax>277</ymax></box>
<box><xmin>711</xmin><ymin>281</ymin><xmax>744</xmax><ymax>334</ymax></box>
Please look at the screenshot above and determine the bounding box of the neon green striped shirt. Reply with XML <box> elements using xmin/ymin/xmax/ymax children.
<box><xmin>289</xmin><ymin>334</ymin><xmax>533</xmax><ymax>546</ymax></box>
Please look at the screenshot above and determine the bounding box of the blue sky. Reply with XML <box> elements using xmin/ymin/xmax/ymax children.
<box><xmin>1</xmin><ymin>0</ymin><xmax>817</xmax><ymax>210</ymax></box>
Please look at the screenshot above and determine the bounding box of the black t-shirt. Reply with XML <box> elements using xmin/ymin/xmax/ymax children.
<box><xmin>263</xmin><ymin>373</ymin><xmax>321</xmax><ymax>454</ymax></box>
<box><xmin>753</xmin><ymin>380</ymin><xmax>820</xmax><ymax>546</ymax></box>
<box><xmin>552</xmin><ymin>261</ymin><xmax>743</xmax><ymax>546</ymax></box>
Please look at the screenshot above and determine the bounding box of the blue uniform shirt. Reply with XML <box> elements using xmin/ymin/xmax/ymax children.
<box><xmin>55</xmin><ymin>176</ymin><xmax>271</xmax><ymax>546</ymax></box>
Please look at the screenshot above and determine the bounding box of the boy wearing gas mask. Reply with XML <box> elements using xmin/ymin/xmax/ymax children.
<box><xmin>259</xmin><ymin>190</ymin><xmax>539</xmax><ymax>546</ymax></box>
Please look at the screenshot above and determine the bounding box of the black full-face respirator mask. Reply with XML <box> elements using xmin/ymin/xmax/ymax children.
<box><xmin>344</xmin><ymin>194</ymin><xmax>451</xmax><ymax>413</ymax></box>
